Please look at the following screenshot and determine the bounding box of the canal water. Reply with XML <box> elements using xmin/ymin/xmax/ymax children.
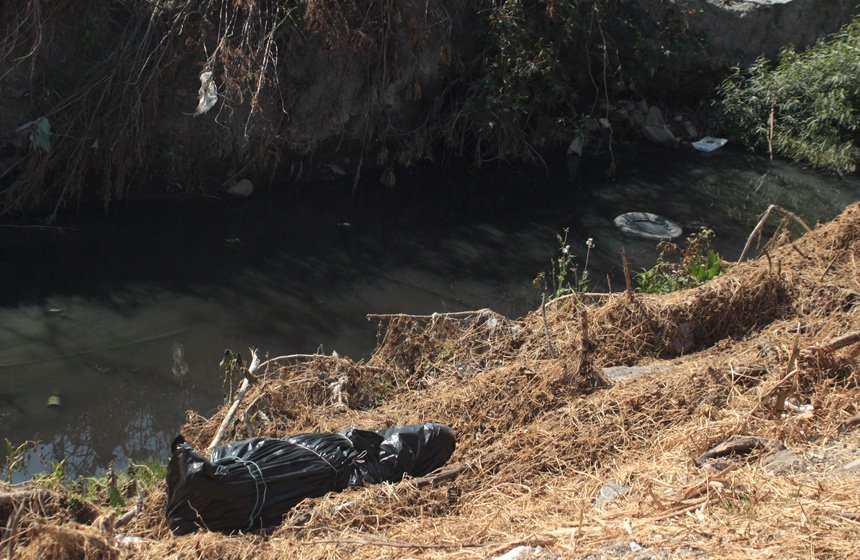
<box><xmin>1</xmin><ymin>147</ymin><xmax>858</xmax><ymax>481</ymax></box>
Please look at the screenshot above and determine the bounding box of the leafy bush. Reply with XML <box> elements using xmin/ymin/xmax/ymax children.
<box><xmin>717</xmin><ymin>18</ymin><xmax>860</xmax><ymax>173</ymax></box>
<box><xmin>446</xmin><ymin>0</ymin><xmax>705</xmax><ymax>164</ymax></box>
<box><xmin>635</xmin><ymin>228</ymin><xmax>723</xmax><ymax>294</ymax></box>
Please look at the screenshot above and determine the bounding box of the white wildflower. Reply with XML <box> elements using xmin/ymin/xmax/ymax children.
<box><xmin>586</xmin><ymin>238</ymin><xmax>595</xmax><ymax>249</ymax></box>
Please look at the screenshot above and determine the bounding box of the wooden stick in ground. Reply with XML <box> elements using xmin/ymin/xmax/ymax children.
<box><xmin>208</xmin><ymin>348</ymin><xmax>260</xmax><ymax>453</ymax></box>
<box><xmin>541</xmin><ymin>292</ymin><xmax>558</xmax><ymax>358</ymax></box>
<box><xmin>737</xmin><ymin>204</ymin><xmax>813</xmax><ymax>263</ymax></box>
<box><xmin>621</xmin><ymin>248</ymin><xmax>633</xmax><ymax>301</ymax></box>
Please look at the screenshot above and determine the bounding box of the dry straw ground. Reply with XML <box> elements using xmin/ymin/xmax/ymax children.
<box><xmin>3</xmin><ymin>203</ymin><xmax>859</xmax><ymax>559</ymax></box>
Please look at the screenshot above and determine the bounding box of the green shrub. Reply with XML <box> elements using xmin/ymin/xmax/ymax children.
<box><xmin>635</xmin><ymin>228</ymin><xmax>723</xmax><ymax>294</ymax></box>
<box><xmin>717</xmin><ymin>19</ymin><xmax>860</xmax><ymax>173</ymax></box>
<box><xmin>447</xmin><ymin>0</ymin><xmax>705</xmax><ymax>164</ymax></box>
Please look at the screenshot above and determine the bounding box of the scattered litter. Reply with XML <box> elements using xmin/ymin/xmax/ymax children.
<box><xmin>16</xmin><ymin>116</ymin><xmax>51</xmax><ymax>152</ymax></box>
<box><xmin>692</xmin><ymin>136</ymin><xmax>728</xmax><ymax>152</ymax></box>
<box><xmin>614</xmin><ymin>212</ymin><xmax>682</xmax><ymax>240</ymax></box>
<box><xmin>194</xmin><ymin>70</ymin><xmax>218</xmax><ymax>116</ymax></box>
<box><xmin>595</xmin><ymin>481</ymin><xmax>630</xmax><ymax>503</ymax></box>
<box><xmin>783</xmin><ymin>399</ymin><xmax>814</xmax><ymax>414</ymax></box>
<box><xmin>494</xmin><ymin>545</ymin><xmax>544</xmax><ymax>560</ymax></box>
<box><xmin>166</xmin><ymin>423</ymin><xmax>456</xmax><ymax>534</ymax></box>
<box><xmin>46</xmin><ymin>392</ymin><xmax>62</xmax><ymax>407</ymax></box>
<box><xmin>116</xmin><ymin>534</ymin><xmax>151</xmax><ymax>546</ymax></box>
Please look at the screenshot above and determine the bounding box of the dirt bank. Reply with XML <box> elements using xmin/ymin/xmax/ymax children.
<box><xmin>1</xmin><ymin>1</ymin><xmax>855</xmax><ymax>216</ymax></box>
<box><xmin>2</xmin><ymin>203</ymin><xmax>858</xmax><ymax>558</ymax></box>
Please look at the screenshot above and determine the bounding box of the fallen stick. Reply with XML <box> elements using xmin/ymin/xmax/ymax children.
<box><xmin>114</xmin><ymin>497</ymin><xmax>142</xmax><ymax>530</ymax></box>
<box><xmin>366</xmin><ymin>309</ymin><xmax>501</xmax><ymax>321</ymax></box>
<box><xmin>0</xmin><ymin>489</ymin><xmax>57</xmax><ymax>509</ymax></box>
<box><xmin>413</xmin><ymin>464</ymin><xmax>468</xmax><ymax>488</ymax></box>
<box><xmin>838</xmin><ymin>414</ymin><xmax>860</xmax><ymax>433</ymax></box>
<box><xmin>737</xmin><ymin>204</ymin><xmax>812</xmax><ymax>263</ymax></box>
<box><xmin>546</xmin><ymin>292</ymin><xmax>613</xmax><ymax>306</ymax></box>
<box><xmin>207</xmin><ymin>348</ymin><xmax>260</xmax><ymax>453</ymax></box>
<box><xmin>257</xmin><ymin>353</ymin><xmax>341</xmax><ymax>370</ymax></box>
<box><xmin>819</xmin><ymin>254</ymin><xmax>839</xmax><ymax>281</ymax></box>
<box><xmin>817</xmin><ymin>331</ymin><xmax>860</xmax><ymax>353</ymax></box>
<box><xmin>694</xmin><ymin>437</ymin><xmax>784</xmax><ymax>467</ymax></box>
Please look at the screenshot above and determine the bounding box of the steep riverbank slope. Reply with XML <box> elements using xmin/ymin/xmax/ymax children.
<box><xmin>2</xmin><ymin>202</ymin><xmax>858</xmax><ymax>558</ymax></box>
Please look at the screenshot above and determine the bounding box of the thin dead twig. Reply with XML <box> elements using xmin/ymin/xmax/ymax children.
<box><xmin>816</xmin><ymin>332</ymin><xmax>860</xmax><ymax>353</ymax></box>
<box><xmin>208</xmin><ymin>348</ymin><xmax>261</xmax><ymax>452</ymax></box>
<box><xmin>738</xmin><ymin>204</ymin><xmax>813</xmax><ymax>263</ymax></box>
<box><xmin>366</xmin><ymin>308</ymin><xmax>502</xmax><ymax>322</ymax></box>
<box><xmin>541</xmin><ymin>292</ymin><xmax>558</xmax><ymax>359</ymax></box>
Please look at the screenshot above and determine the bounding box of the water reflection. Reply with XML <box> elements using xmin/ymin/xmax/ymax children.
<box><xmin>2</xmin><ymin>148</ymin><xmax>858</xmax><ymax>480</ymax></box>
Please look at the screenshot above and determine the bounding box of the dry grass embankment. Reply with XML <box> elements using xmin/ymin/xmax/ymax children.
<box><xmin>3</xmin><ymin>203</ymin><xmax>860</xmax><ymax>559</ymax></box>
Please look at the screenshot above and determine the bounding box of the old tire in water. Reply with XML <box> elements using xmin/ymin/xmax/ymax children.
<box><xmin>614</xmin><ymin>212</ymin><xmax>682</xmax><ymax>240</ymax></box>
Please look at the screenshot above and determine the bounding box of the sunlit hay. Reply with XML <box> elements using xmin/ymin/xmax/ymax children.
<box><xmin>16</xmin><ymin>522</ymin><xmax>118</xmax><ymax>560</ymax></box>
<box><xmin>9</xmin><ymin>204</ymin><xmax>860</xmax><ymax>559</ymax></box>
<box><xmin>278</xmin><ymin>481</ymin><xmax>454</xmax><ymax>536</ymax></box>
<box><xmin>523</xmin><ymin>267</ymin><xmax>788</xmax><ymax>368</ymax></box>
<box><xmin>570</xmin><ymin>436</ymin><xmax>860</xmax><ymax>558</ymax></box>
<box><xmin>180</xmin><ymin>355</ymin><xmax>400</xmax><ymax>448</ymax></box>
<box><xmin>140</xmin><ymin>531</ymin><xmax>266</xmax><ymax>560</ymax></box>
<box><xmin>123</xmin><ymin>483</ymin><xmax>169</xmax><ymax>539</ymax></box>
<box><xmin>367</xmin><ymin>310</ymin><xmax>526</xmax><ymax>386</ymax></box>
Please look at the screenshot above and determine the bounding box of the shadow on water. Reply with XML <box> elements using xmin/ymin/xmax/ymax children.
<box><xmin>1</xmin><ymin>146</ymin><xmax>858</xmax><ymax>481</ymax></box>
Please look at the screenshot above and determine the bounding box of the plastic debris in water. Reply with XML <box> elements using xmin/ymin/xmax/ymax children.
<box><xmin>47</xmin><ymin>392</ymin><xmax>62</xmax><ymax>407</ymax></box>
<box><xmin>172</xmin><ymin>343</ymin><xmax>189</xmax><ymax>378</ymax></box>
<box><xmin>692</xmin><ymin>136</ymin><xmax>728</xmax><ymax>152</ymax></box>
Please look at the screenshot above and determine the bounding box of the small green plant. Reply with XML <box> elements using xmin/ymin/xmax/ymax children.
<box><xmin>220</xmin><ymin>349</ymin><xmax>246</xmax><ymax>404</ymax></box>
<box><xmin>2</xmin><ymin>439</ymin><xmax>35</xmax><ymax>482</ymax></box>
<box><xmin>33</xmin><ymin>459</ymin><xmax>66</xmax><ymax>490</ymax></box>
<box><xmin>635</xmin><ymin>228</ymin><xmax>723</xmax><ymax>294</ymax></box>
<box><xmin>535</xmin><ymin>228</ymin><xmax>593</xmax><ymax>298</ymax></box>
<box><xmin>76</xmin><ymin>458</ymin><xmax>167</xmax><ymax>510</ymax></box>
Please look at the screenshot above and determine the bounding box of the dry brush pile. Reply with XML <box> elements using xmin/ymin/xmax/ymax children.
<box><xmin>2</xmin><ymin>203</ymin><xmax>860</xmax><ymax>559</ymax></box>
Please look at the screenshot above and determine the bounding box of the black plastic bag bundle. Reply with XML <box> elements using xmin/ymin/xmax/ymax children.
<box><xmin>166</xmin><ymin>423</ymin><xmax>455</xmax><ymax>534</ymax></box>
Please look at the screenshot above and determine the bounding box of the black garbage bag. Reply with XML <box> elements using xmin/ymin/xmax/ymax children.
<box><xmin>166</xmin><ymin>423</ymin><xmax>455</xmax><ymax>534</ymax></box>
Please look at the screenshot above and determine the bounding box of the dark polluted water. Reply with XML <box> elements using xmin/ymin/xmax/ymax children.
<box><xmin>1</xmin><ymin>146</ymin><xmax>858</xmax><ymax>481</ymax></box>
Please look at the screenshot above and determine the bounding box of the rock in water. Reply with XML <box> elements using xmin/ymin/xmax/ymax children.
<box><xmin>227</xmin><ymin>178</ymin><xmax>254</xmax><ymax>198</ymax></box>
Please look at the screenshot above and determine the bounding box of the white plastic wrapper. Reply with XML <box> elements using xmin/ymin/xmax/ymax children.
<box><xmin>195</xmin><ymin>70</ymin><xmax>218</xmax><ymax>116</ymax></box>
